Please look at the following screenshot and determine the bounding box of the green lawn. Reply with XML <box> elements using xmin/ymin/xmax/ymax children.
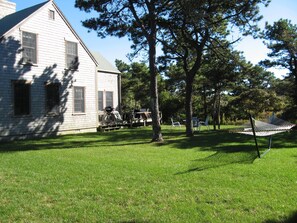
<box><xmin>0</xmin><ymin>126</ymin><xmax>296</xmax><ymax>223</ymax></box>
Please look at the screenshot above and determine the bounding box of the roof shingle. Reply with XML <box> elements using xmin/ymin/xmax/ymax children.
<box><xmin>92</xmin><ymin>51</ymin><xmax>121</xmax><ymax>74</ymax></box>
<box><xmin>0</xmin><ymin>1</ymin><xmax>48</xmax><ymax>37</ymax></box>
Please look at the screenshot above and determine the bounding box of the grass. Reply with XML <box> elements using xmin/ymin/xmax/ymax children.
<box><xmin>0</xmin><ymin>126</ymin><xmax>297</xmax><ymax>223</ymax></box>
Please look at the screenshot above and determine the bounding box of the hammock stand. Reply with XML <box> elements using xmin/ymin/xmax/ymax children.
<box><xmin>237</xmin><ymin>114</ymin><xmax>295</xmax><ymax>158</ymax></box>
<box><xmin>249</xmin><ymin>114</ymin><xmax>271</xmax><ymax>158</ymax></box>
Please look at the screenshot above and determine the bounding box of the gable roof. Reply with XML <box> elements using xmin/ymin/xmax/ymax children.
<box><xmin>92</xmin><ymin>51</ymin><xmax>121</xmax><ymax>74</ymax></box>
<box><xmin>0</xmin><ymin>0</ymin><xmax>98</xmax><ymax>66</ymax></box>
<box><xmin>0</xmin><ymin>1</ymin><xmax>48</xmax><ymax>37</ymax></box>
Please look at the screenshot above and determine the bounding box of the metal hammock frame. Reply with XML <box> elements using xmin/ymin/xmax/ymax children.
<box><xmin>237</xmin><ymin>114</ymin><xmax>295</xmax><ymax>158</ymax></box>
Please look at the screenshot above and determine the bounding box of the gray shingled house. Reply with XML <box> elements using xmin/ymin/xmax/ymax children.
<box><xmin>0</xmin><ymin>0</ymin><xmax>120</xmax><ymax>141</ymax></box>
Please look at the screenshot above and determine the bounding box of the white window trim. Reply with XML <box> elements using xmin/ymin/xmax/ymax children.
<box><xmin>21</xmin><ymin>30</ymin><xmax>38</xmax><ymax>65</ymax></box>
<box><xmin>98</xmin><ymin>90</ymin><xmax>104</xmax><ymax>111</ymax></box>
<box><xmin>49</xmin><ymin>9</ymin><xmax>55</xmax><ymax>20</ymax></box>
<box><xmin>73</xmin><ymin>86</ymin><xmax>86</xmax><ymax>115</ymax></box>
<box><xmin>65</xmin><ymin>40</ymin><xmax>79</xmax><ymax>70</ymax></box>
<box><xmin>97</xmin><ymin>90</ymin><xmax>114</xmax><ymax>111</ymax></box>
<box><xmin>105</xmin><ymin>91</ymin><xmax>114</xmax><ymax>108</ymax></box>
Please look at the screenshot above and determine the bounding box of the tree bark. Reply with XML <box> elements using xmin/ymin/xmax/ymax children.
<box><xmin>212</xmin><ymin>87</ymin><xmax>218</xmax><ymax>131</ymax></box>
<box><xmin>203</xmin><ymin>85</ymin><xmax>207</xmax><ymax>118</ymax></box>
<box><xmin>149</xmin><ymin>55</ymin><xmax>163</xmax><ymax>142</ymax></box>
<box><xmin>293</xmin><ymin>67</ymin><xmax>297</xmax><ymax>106</ymax></box>
<box><xmin>148</xmin><ymin>6</ymin><xmax>163</xmax><ymax>142</ymax></box>
<box><xmin>185</xmin><ymin>74</ymin><xmax>194</xmax><ymax>137</ymax></box>
<box><xmin>217</xmin><ymin>89</ymin><xmax>221</xmax><ymax>130</ymax></box>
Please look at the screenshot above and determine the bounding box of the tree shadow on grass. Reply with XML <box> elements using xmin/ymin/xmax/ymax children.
<box><xmin>0</xmin><ymin>131</ymin><xmax>120</xmax><ymax>152</ymax></box>
<box><xmin>162</xmin><ymin>129</ymin><xmax>297</xmax><ymax>154</ymax></box>
<box><xmin>264</xmin><ymin>211</ymin><xmax>297</xmax><ymax>223</ymax></box>
<box><xmin>172</xmin><ymin>129</ymin><xmax>297</xmax><ymax>173</ymax></box>
<box><xmin>100</xmin><ymin>128</ymin><xmax>153</xmax><ymax>143</ymax></box>
<box><xmin>156</xmin><ymin>131</ymin><xmax>249</xmax><ymax>154</ymax></box>
<box><xmin>267</xmin><ymin>130</ymin><xmax>297</xmax><ymax>149</ymax></box>
<box><xmin>176</xmin><ymin>146</ymin><xmax>258</xmax><ymax>174</ymax></box>
<box><xmin>0</xmin><ymin>137</ymin><xmax>105</xmax><ymax>152</ymax></box>
<box><xmin>1</xmin><ymin>127</ymin><xmax>295</xmax><ymax>158</ymax></box>
<box><xmin>0</xmin><ymin>129</ymin><xmax>153</xmax><ymax>152</ymax></box>
<box><xmin>120</xmin><ymin>220</ymin><xmax>150</xmax><ymax>223</ymax></box>
<box><xmin>167</xmin><ymin>131</ymin><xmax>265</xmax><ymax>173</ymax></box>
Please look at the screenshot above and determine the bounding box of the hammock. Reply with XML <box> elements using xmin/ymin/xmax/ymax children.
<box><xmin>236</xmin><ymin>114</ymin><xmax>295</xmax><ymax>158</ymax></box>
<box><xmin>238</xmin><ymin>119</ymin><xmax>295</xmax><ymax>137</ymax></box>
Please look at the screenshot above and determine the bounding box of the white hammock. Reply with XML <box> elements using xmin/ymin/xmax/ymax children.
<box><xmin>236</xmin><ymin>114</ymin><xmax>295</xmax><ymax>158</ymax></box>
<box><xmin>238</xmin><ymin>119</ymin><xmax>295</xmax><ymax>137</ymax></box>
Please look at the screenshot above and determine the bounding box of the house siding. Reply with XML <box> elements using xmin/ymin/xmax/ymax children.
<box><xmin>0</xmin><ymin>2</ymin><xmax>97</xmax><ymax>141</ymax></box>
<box><xmin>97</xmin><ymin>72</ymin><xmax>119</xmax><ymax>111</ymax></box>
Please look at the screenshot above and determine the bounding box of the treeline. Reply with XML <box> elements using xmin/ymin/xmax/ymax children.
<box><xmin>116</xmin><ymin>45</ymin><xmax>295</xmax><ymax>127</ymax></box>
<box><xmin>112</xmin><ymin>17</ymin><xmax>297</xmax><ymax>131</ymax></box>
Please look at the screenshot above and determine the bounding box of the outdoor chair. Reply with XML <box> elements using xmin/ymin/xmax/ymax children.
<box><xmin>192</xmin><ymin>117</ymin><xmax>199</xmax><ymax>130</ymax></box>
<box><xmin>198</xmin><ymin>115</ymin><xmax>210</xmax><ymax>131</ymax></box>
<box><xmin>171</xmin><ymin>118</ymin><xmax>181</xmax><ymax>127</ymax></box>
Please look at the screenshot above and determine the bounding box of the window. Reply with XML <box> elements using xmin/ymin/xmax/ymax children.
<box><xmin>65</xmin><ymin>41</ymin><xmax>78</xmax><ymax>70</ymax></box>
<box><xmin>13</xmin><ymin>81</ymin><xmax>31</xmax><ymax>116</ymax></box>
<box><xmin>106</xmin><ymin>91</ymin><xmax>113</xmax><ymax>108</ymax></box>
<box><xmin>49</xmin><ymin>10</ymin><xmax>55</xmax><ymax>20</ymax></box>
<box><xmin>22</xmin><ymin>31</ymin><xmax>37</xmax><ymax>64</ymax></box>
<box><xmin>45</xmin><ymin>83</ymin><xmax>60</xmax><ymax>115</ymax></box>
<box><xmin>73</xmin><ymin>87</ymin><xmax>85</xmax><ymax>113</ymax></box>
<box><xmin>98</xmin><ymin>91</ymin><xmax>103</xmax><ymax>111</ymax></box>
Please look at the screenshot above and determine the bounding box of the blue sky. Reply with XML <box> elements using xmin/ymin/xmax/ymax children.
<box><xmin>12</xmin><ymin>0</ymin><xmax>297</xmax><ymax>78</ymax></box>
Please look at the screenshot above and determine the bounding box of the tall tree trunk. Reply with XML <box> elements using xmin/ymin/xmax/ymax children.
<box><xmin>217</xmin><ymin>89</ymin><xmax>221</xmax><ymax>130</ymax></box>
<box><xmin>292</xmin><ymin>58</ymin><xmax>297</xmax><ymax>106</ymax></box>
<box><xmin>203</xmin><ymin>85</ymin><xmax>207</xmax><ymax>118</ymax></box>
<box><xmin>185</xmin><ymin>74</ymin><xmax>194</xmax><ymax>137</ymax></box>
<box><xmin>148</xmin><ymin>13</ymin><xmax>163</xmax><ymax>142</ymax></box>
<box><xmin>212</xmin><ymin>88</ymin><xmax>218</xmax><ymax>131</ymax></box>
<box><xmin>295</xmin><ymin>76</ymin><xmax>297</xmax><ymax>106</ymax></box>
<box><xmin>149</xmin><ymin>61</ymin><xmax>163</xmax><ymax>142</ymax></box>
<box><xmin>293</xmin><ymin>69</ymin><xmax>297</xmax><ymax>106</ymax></box>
